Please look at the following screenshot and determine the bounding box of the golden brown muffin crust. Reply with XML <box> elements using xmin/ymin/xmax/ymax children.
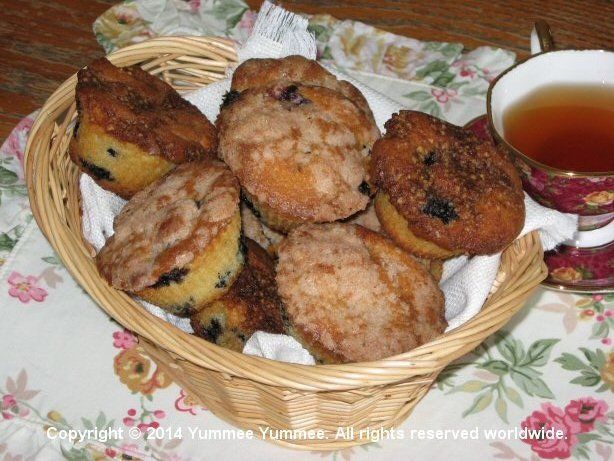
<box><xmin>276</xmin><ymin>223</ymin><xmax>446</xmax><ymax>363</ymax></box>
<box><xmin>371</xmin><ymin>110</ymin><xmax>524</xmax><ymax>255</ymax></box>
<box><xmin>97</xmin><ymin>161</ymin><xmax>240</xmax><ymax>291</ymax></box>
<box><xmin>218</xmin><ymin>82</ymin><xmax>379</xmax><ymax>224</ymax></box>
<box><xmin>231</xmin><ymin>55</ymin><xmax>374</xmax><ymax>121</ymax></box>
<box><xmin>75</xmin><ymin>58</ymin><xmax>217</xmax><ymax>163</ymax></box>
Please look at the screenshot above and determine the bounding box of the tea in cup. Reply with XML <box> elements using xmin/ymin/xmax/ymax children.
<box><xmin>487</xmin><ymin>23</ymin><xmax>614</xmax><ymax>291</ymax></box>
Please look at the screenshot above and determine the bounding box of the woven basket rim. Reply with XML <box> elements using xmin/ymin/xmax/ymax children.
<box><xmin>24</xmin><ymin>36</ymin><xmax>548</xmax><ymax>392</ymax></box>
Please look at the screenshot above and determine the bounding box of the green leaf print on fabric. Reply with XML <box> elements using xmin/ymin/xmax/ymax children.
<box><xmin>0</xmin><ymin>233</ymin><xmax>17</xmax><ymax>253</ymax></box>
<box><xmin>523</xmin><ymin>339</ymin><xmax>560</xmax><ymax>367</ymax></box>
<box><xmin>432</xmin><ymin>70</ymin><xmax>455</xmax><ymax>87</ymax></box>
<box><xmin>414</xmin><ymin>60</ymin><xmax>449</xmax><ymax>80</ymax></box>
<box><xmin>405</xmin><ymin>90</ymin><xmax>431</xmax><ymax>101</ymax></box>
<box><xmin>446</xmin><ymin>332</ymin><xmax>559</xmax><ymax>422</ymax></box>
<box><xmin>212</xmin><ymin>0</ymin><xmax>249</xmax><ymax>32</ymax></box>
<box><xmin>0</xmin><ymin>167</ymin><xmax>27</xmax><ymax>207</ymax></box>
<box><xmin>423</xmin><ymin>41</ymin><xmax>463</xmax><ymax>59</ymax></box>
<box><xmin>463</xmin><ymin>392</ymin><xmax>493</xmax><ymax>417</ymax></box>
<box><xmin>308</xmin><ymin>23</ymin><xmax>332</xmax><ymax>44</ymax></box>
<box><xmin>41</xmin><ymin>253</ymin><xmax>64</xmax><ymax>267</ymax></box>
<box><xmin>400</xmin><ymin>94</ymin><xmax>444</xmax><ymax>118</ymax></box>
<box><xmin>0</xmin><ymin>165</ymin><xmax>18</xmax><ymax>186</ymax></box>
<box><xmin>436</xmin><ymin>362</ymin><xmax>469</xmax><ymax>391</ymax></box>
<box><xmin>555</xmin><ymin>347</ymin><xmax>611</xmax><ymax>392</ymax></box>
<box><xmin>510</xmin><ymin>367</ymin><xmax>554</xmax><ymax>399</ymax></box>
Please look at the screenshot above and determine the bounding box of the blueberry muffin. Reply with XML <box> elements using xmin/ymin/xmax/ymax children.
<box><xmin>230</xmin><ymin>55</ymin><xmax>374</xmax><ymax>120</ymax></box>
<box><xmin>276</xmin><ymin>223</ymin><xmax>446</xmax><ymax>364</ymax></box>
<box><xmin>70</xmin><ymin>58</ymin><xmax>217</xmax><ymax>198</ymax></box>
<box><xmin>371</xmin><ymin>111</ymin><xmax>525</xmax><ymax>258</ymax></box>
<box><xmin>217</xmin><ymin>82</ymin><xmax>380</xmax><ymax>232</ymax></box>
<box><xmin>96</xmin><ymin>161</ymin><xmax>243</xmax><ymax>316</ymax></box>
<box><xmin>191</xmin><ymin>238</ymin><xmax>286</xmax><ymax>351</ymax></box>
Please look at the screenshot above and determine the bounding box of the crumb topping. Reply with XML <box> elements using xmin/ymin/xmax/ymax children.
<box><xmin>276</xmin><ymin>223</ymin><xmax>445</xmax><ymax>362</ymax></box>
<box><xmin>76</xmin><ymin>58</ymin><xmax>217</xmax><ymax>163</ymax></box>
<box><xmin>231</xmin><ymin>55</ymin><xmax>375</xmax><ymax>121</ymax></box>
<box><xmin>97</xmin><ymin>161</ymin><xmax>240</xmax><ymax>291</ymax></box>
<box><xmin>217</xmin><ymin>83</ymin><xmax>379</xmax><ymax>222</ymax></box>
<box><xmin>371</xmin><ymin>110</ymin><xmax>524</xmax><ymax>254</ymax></box>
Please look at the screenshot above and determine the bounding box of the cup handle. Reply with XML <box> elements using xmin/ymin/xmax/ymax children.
<box><xmin>530</xmin><ymin>20</ymin><xmax>555</xmax><ymax>54</ymax></box>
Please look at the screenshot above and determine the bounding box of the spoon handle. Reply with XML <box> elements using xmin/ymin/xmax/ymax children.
<box><xmin>531</xmin><ymin>20</ymin><xmax>555</xmax><ymax>54</ymax></box>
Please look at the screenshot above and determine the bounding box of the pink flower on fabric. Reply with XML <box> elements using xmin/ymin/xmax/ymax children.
<box><xmin>460</xmin><ymin>67</ymin><xmax>476</xmax><ymax>78</ymax></box>
<box><xmin>113</xmin><ymin>329</ymin><xmax>137</xmax><ymax>349</ymax></box>
<box><xmin>564</xmin><ymin>397</ymin><xmax>608</xmax><ymax>433</ymax></box>
<box><xmin>1</xmin><ymin>395</ymin><xmax>16</xmax><ymax>410</ymax></box>
<box><xmin>7</xmin><ymin>272</ymin><xmax>47</xmax><ymax>303</ymax></box>
<box><xmin>453</xmin><ymin>62</ymin><xmax>477</xmax><ymax>79</ymax></box>
<box><xmin>1</xmin><ymin>394</ymin><xmax>29</xmax><ymax>420</ymax></box>
<box><xmin>431</xmin><ymin>88</ymin><xmax>457</xmax><ymax>103</ymax></box>
<box><xmin>520</xmin><ymin>403</ymin><xmax>577</xmax><ymax>459</ymax></box>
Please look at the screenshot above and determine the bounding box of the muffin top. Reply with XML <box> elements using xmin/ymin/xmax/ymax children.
<box><xmin>231</xmin><ymin>55</ymin><xmax>374</xmax><ymax>120</ymax></box>
<box><xmin>76</xmin><ymin>58</ymin><xmax>217</xmax><ymax>163</ymax></box>
<box><xmin>217</xmin><ymin>82</ymin><xmax>380</xmax><ymax>223</ymax></box>
<box><xmin>371</xmin><ymin>110</ymin><xmax>525</xmax><ymax>255</ymax></box>
<box><xmin>276</xmin><ymin>223</ymin><xmax>446</xmax><ymax>363</ymax></box>
<box><xmin>97</xmin><ymin>161</ymin><xmax>240</xmax><ymax>291</ymax></box>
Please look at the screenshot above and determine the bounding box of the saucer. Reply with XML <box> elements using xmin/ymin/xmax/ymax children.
<box><xmin>464</xmin><ymin>115</ymin><xmax>614</xmax><ymax>294</ymax></box>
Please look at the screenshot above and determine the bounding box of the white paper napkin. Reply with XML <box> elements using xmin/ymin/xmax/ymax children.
<box><xmin>80</xmin><ymin>1</ymin><xmax>577</xmax><ymax>364</ymax></box>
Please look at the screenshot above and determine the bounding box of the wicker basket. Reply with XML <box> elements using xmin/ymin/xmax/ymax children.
<box><xmin>24</xmin><ymin>36</ymin><xmax>547</xmax><ymax>450</ymax></box>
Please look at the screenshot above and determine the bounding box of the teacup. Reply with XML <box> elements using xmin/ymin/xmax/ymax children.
<box><xmin>487</xmin><ymin>25</ymin><xmax>614</xmax><ymax>249</ymax></box>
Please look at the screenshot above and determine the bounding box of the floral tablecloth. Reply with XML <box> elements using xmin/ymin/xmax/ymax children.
<box><xmin>0</xmin><ymin>1</ymin><xmax>612</xmax><ymax>460</ymax></box>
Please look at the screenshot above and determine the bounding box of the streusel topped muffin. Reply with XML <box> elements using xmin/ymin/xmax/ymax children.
<box><xmin>276</xmin><ymin>223</ymin><xmax>446</xmax><ymax>364</ymax></box>
<box><xmin>70</xmin><ymin>58</ymin><xmax>217</xmax><ymax>198</ymax></box>
<box><xmin>371</xmin><ymin>110</ymin><xmax>524</xmax><ymax>258</ymax></box>
<box><xmin>97</xmin><ymin>161</ymin><xmax>243</xmax><ymax>316</ymax></box>
<box><xmin>217</xmin><ymin>82</ymin><xmax>379</xmax><ymax>231</ymax></box>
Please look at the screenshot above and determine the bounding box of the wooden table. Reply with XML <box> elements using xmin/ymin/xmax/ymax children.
<box><xmin>0</xmin><ymin>0</ymin><xmax>612</xmax><ymax>141</ymax></box>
